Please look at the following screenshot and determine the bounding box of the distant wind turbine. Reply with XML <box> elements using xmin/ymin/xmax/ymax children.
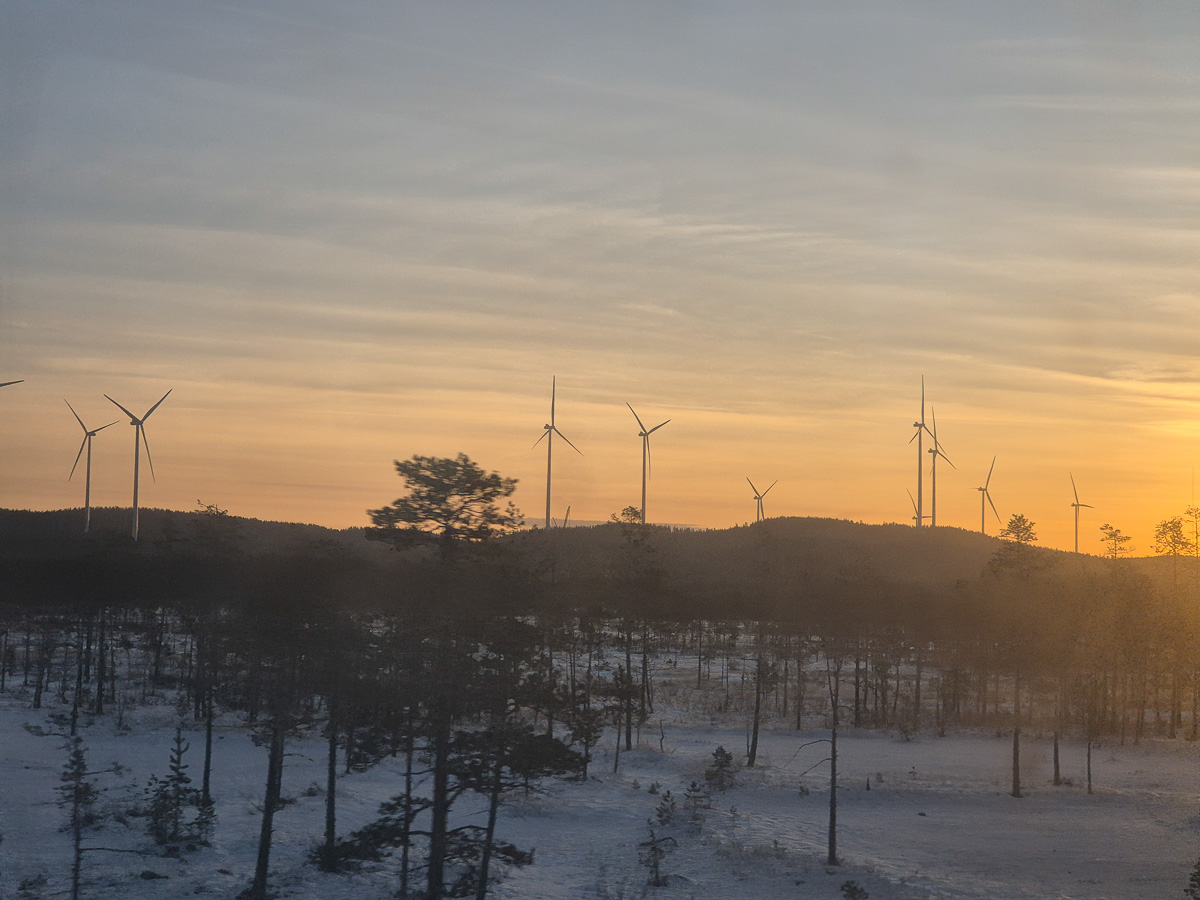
<box><xmin>908</xmin><ymin>489</ymin><xmax>931</xmax><ymax>526</ymax></box>
<box><xmin>908</xmin><ymin>377</ymin><xmax>934</xmax><ymax>527</ymax></box>
<box><xmin>532</xmin><ymin>377</ymin><xmax>582</xmax><ymax>529</ymax></box>
<box><xmin>105</xmin><ymin>390</ymin><xmax>171</xmax><ymax>541</ymax></box>
<box><xmin>977</xmin><ymin>456</ymin><xmax>1000</xmax><ymax>535</ymax></box>
<box><xmin>627</xmin><ymin>403</ymin><xmax>670</xmax><ymax>525</ymax></box>
<box><xmin>746</xmin><ymin>477</ymin><xmax>777</xmax><ymax>523</ymax></box>
<box><xmin>926</xmin><ymin>407</ymin><xmax>955</xmax><ymax>527</ymax></box>
<box><xmin>1070</xmin><ymin>473</ymin><xmax>1094</xmax><ymax>554</ymax></box>
<box><xmin>65</xmin><ymin>401</ymin><xmax>117</xmax><ymax>533</ymax></box>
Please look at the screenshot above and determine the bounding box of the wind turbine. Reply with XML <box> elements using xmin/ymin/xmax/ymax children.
<box><xmin>926</xmin><ymin>407</ymin><xmax>955</xmax><ymax>527</ymax></box>
<box><xmin>746</xmin><ymin>477</ymin><xmax>777</xmax><ymax>523</ymax></box>
<box><xmin>627</xmin><ymin>403</ymin><xmax>670</xmax><ymax>525</ymax></box>
<box><xmin>908</xmin><ymin>377</ymin><xmax>934</xmax><ymax>527</ymax></box>
<box><xmin>1070</xmin><ymin>473</ymin><xmax>1093</xmax><ymax>554</ymax></box>
<box><xmin>977</xmin><ymin>456</ymin><xmax>1000</xmax><ymax>535</ymax></box>
<box><xmin>65</xmin><ymin>401</ymin><xmax>117</xmax><ymax>533</ymax></box>
<box><xmin>908</xmin><ymin>489</ymin><xmax>930</xmax><ymax>526</ymax></box>
<box><xmin>532</xmin><ymin>377</ymin><xmax>582</xmax><ymax>529</ymax></box>
<box><xmin>105</xmin><ymin>389</ymin><xmax>171</xmax><ymax>541</ymax></box>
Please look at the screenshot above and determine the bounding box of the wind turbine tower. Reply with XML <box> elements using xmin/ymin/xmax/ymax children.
<box><xmin>65</xmin><ymin>401</ymin><xmax>117</xmax><ymax>533</ymax></box>
<box><xmin>909</xmin><ymin>378</ymin><xmax>933</xmax><ymax>526</ymax></box>
<box><xmin>627</xmin><ymin>403</ymin><xmax>670</xmax><ymax>525</ymax></box>
<box><xmin>977</xmin><ymin>456</ymin><xmax>1000</xmax><ymax>535</ymax></box>
<box><xmin>532</xmin><ymin>377</ymin><xmax>582</xmax><ymax>529</ymax></box>
<box><xmin>746</xmin><ymin>477</ymin><xmax>777</xmax><ymax>523</ymax></box>
<box><xmin>926</xmin><ymin>407</ymin><xmax>955</xmax><ymax>526</ymax></box>
<box><xmin>1070</xmin><ymin>473</ymin><xmax>1093</xmax><ymax>554</ymax></box>
<box><xmin>105</xmin><ymin>390</ymin><xmax>171</xmax><ymax>541</ymax></box>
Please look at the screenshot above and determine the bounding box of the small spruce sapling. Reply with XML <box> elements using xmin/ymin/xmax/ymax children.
<box><xmin>638</xmin><ymin>828</ymin><xmax>677</xmax><ymax>887</ymax></box>
<box><xmin>653</xmin><ymin>790</ymin><xmax>676</xmax><ymax>826</ymax></box>
<box><xmin>683</xmin><ymin>781</ymin><xmax>711</xmax><ymax>827</ymax></box>
<box><xmin>146</xmin><ymin>725</ymin><xmax>212</xmax><ymax>849</ymax></box>
<box><xmin>1185</xmin><ymin>857</ymin><xmax>1200</xmax><ymax>899</ymax></box>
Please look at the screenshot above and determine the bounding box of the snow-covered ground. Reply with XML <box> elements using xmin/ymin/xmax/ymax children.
<box><xmin>4</xmin><ymin>693</ymin><xmax>1198</xmax><ymax>900</ymax></box>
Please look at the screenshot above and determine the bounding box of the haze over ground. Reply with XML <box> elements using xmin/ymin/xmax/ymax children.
<box><xmin>2</xmin><ymin>2</ymin><xmax>1198</xmax><ymax>552</ymax></box>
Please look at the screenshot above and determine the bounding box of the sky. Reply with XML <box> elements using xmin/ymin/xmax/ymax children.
<box><xmin>2</xmin><ymin>1</ymin><xmax>1198</xmax><ymax>554</ymax></box>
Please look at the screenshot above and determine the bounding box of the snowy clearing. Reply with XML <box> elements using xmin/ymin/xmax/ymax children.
<box><xmin>4</xmin><ymin>695</ymin><xmax>1197</xmax><ymax>900</ymax></box>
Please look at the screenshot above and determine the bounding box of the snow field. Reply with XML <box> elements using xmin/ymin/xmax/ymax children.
<box><xmin>4</xmin><ymin>692</ymin><xmax>1200</xmax><ymax>900</ymax></box>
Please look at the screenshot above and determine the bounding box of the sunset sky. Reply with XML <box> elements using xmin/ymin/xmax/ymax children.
<box><xmin>2</xmin><ymin>2</ymin><xmax>1198</xmax><ymax>553</ymax></box>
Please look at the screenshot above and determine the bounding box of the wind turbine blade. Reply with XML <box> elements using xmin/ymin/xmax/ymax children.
<box><xmin>550</xmin><ymin>376</ymin><xmax>556</xmax><ymax>425</ymax></box>
<box><xmin>142</xmin><ymin>388</ymin><xmax>172</xmax><ymax>420</ymax></box>
<box><xmin>141</xmin><ymin>424</ymin><xmax>157</xmax><ymax>482</ymax></box>
<box><xmin>69</xmin><ymin>436</ymin><xmax>87</xmax><ymax>481</ymax></box>
<box><xmin>645</xmin><ymin>435</ymin><xmax>652</xmax><ymax>478</ymax></box>
<box><xmin>1070</xmin><ymin>472</ymin><xmax>1080</xmax><ymax>505</ymax></box>
<box><xmin>938</xmin><ymin>448</ymin><xmax>956</xmax><ymax>469</ymax></box>
<box><xmin>626</xmin><ymin>402</ymin><xmax>647</xmax><ymax>433</ymax></box>
<box><xmin>986</xmin><ymin>491</ymin><xmax>1000</xmax><ymax>522</ymax></box>
<box><xmin>104</xmin><ymin>394</ymin><xmax>138</xmax><ymax>421</ymax></box>
<box><xmin>920</xmin><ymin>376</ymin><xmax>925</xmax><ymax>422</ymax></box>
<box><xmin>532</xmin><ymin>430</ymin><xmax>549</xmax><ymax>449</ymax></box>
<box><xmin>985</xmin><ymin>456</ymin><xmax>996</xmax><ymax>489</ymax></box>
<box><xmin>762</xmin><ymin>480</ymin><xmax>778</xmax><ymax>496</ymax></box>
<box><xmin>647</xmin><ymin>419</ymin><xmax>670</xmax><ymax>435</ymax></box>
<box><xmin>552</xmin><ymin>426</ymin><xmax>583</xmax><ymax>455</ymax></box>
<box><xmin>907</xmin><ymin>489</ymin><xmax>918</xmax><ymax>515</ymax></box>
<box><xmin>0</xmin><ymin>380</ymin><xmax>23</xmax><ymax>388</ymax></box>
<box><xmin>96</xmin><ymin>421</ymin><xmax>119</xmax><ymax>432</ymax></box>
<box><xmin>65</xmin><ymin>400</ymin><xmax>87</xmax><ymax>432</ymax></box>
<box><xmin>908</xmin><ymin>428</ymin><xmax>919</xmax><ymax>444</ymax></box>
<box><xmin>1080</xmin><ymin>503</ymin><xmax>1094</xmax><ymax>509</ymax></box>
<box><xmin>746</xmin><ymin>477</ymin><xmax>759</xmax><ymax>496</ymax></box>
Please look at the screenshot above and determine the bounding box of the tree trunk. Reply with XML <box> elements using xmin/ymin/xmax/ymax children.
<box><xmin>475</xmin><ymin>759</ymin><xmax>503</xmax><ymax>900</ymax></box>
<box><xmin>1086</xmin><ymin>740</ymin><xmax>1093</xmax><ymax>795</ymax></box>
<box><xmin>427</xmin><ymin>712</ymin><xmax>451</xmax><ymax>900</ymax></box>
<box><xmin>1011</xmin><ymin>669</ymin><xmax>1022</xmax><ymax>799</ymax></box>
<box><xmin>912</xmin><ymin>646</ymin><xmax>923</xmax><ymax>733</ymax></box>
<box><xmin>321</xmin><ymin>698</ymin><xmax>338</xmax><ymax>869</ymax></box>
<box><xmin>828</xmin><ymin>710</ymin><xmax>839</xmax><ymax>865</ymax></box>
<box><xmin>748</xmin><ymin>646</ymin><xmax>763</xmax><ymax>767</ymax></box>
<box><xmin>248</xmin><ymin>722</ymin><xmax>286</xmax><ymax>900</ymax></box>
<box><xmin>94</xmin><ymin>610</ymin><xmax>106</xmax><ymax>715</ymax></box>
<box><xmin>202</xmin><ymin>687</ymin><xmax>214</xmax><ymax>806</ymax></box>
<box><xmin>624</xmin><ymin>630</ymin><xmax>634</xmax><ymax>751</ymax></box>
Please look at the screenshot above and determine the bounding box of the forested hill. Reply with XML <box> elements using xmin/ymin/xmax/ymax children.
<box><xmin>0</xmin><ymin>507</ymin><xmax>385</xmax><ymax>561</ymax></box>
<box><xmin>3</xmin><ymin>507</ymin><xmax>1184</xmax><ymax>619</ymax></box>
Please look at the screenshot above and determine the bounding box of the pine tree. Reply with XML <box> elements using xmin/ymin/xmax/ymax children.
<box><xmin>58</xmin><ymin>737</ymin><xmax>98</xmax><ymax>900</ymax></box>
<box><xmin>705</xmin><ymin>745</ymin><xmax>736</xmax><ymax>792</ymax></box>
